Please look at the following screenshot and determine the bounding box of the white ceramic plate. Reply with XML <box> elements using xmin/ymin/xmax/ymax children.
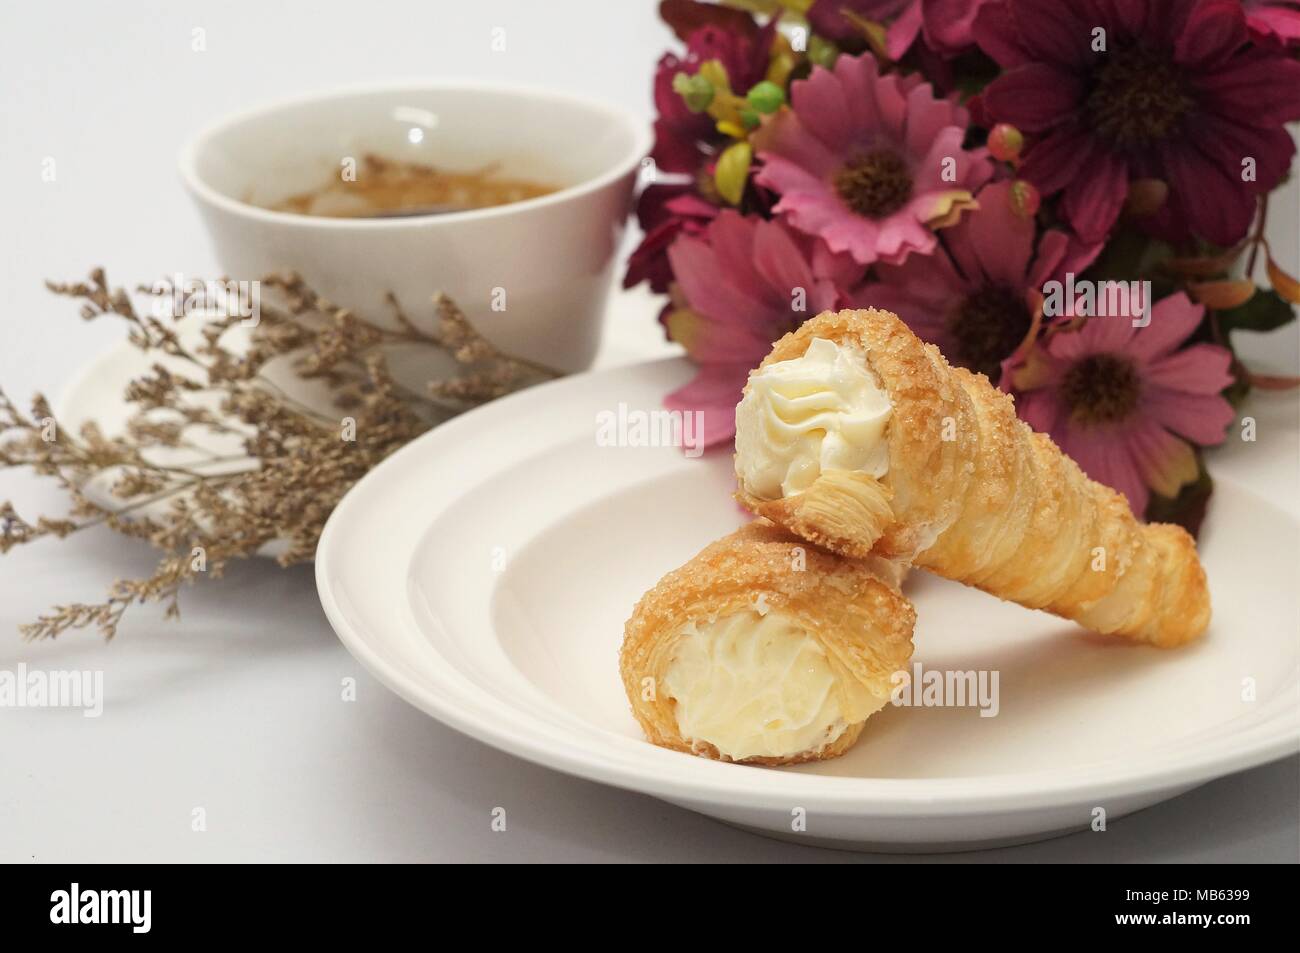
<box><xmin>316</xmin><ymin>357</ymin><xmax>1300</xmax><ymax>851</ymax></box>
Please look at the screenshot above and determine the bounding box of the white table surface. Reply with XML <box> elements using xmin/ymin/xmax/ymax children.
<box><xmin>1</xmin><ymin>0</ymin><xmax>1297</xmax><ymax>863</ymax></box>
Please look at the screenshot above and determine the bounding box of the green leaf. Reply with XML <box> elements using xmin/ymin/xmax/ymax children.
<box><xmin>947</xmin><ymin>49</ymin><xmax>1002</xmax><ymax>101</ymax></box>
<box><xmin>1217</xmin><ymin>288</ymin><xmax>1297</xmax><ymax>334</ymax></box>
<box><xmin>1222</xmin><ymin>354</ymin><xmax>1252</xmax><ymax>408</ymax></box>
<box><xmin>1081</xmin><ymin>226</ymin><xmax>1174</xmax><ymax>283</ymax></box>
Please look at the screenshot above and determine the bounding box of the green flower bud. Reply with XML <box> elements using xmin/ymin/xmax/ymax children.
<box><xmin>672</xmin><ymin>72</ymin><xmax>714</xmax><ymax>113</ymax></box>
<box><xmin>746</xmin><ymin>80</ymin><xmax>785</xmax><ymax>114</ymax></box>
<box><xmin>808</xmin><ymin>36</ymin><xmax>839</xmax><ymax>69</ymax></box>
<box><xmin>714</xmin><ymin>141</ymin><xmax>752</xmax><ymax>206</ymax></box>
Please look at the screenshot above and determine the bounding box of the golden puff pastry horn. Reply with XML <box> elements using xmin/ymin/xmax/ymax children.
<box><xmin>619</xmin><ymin>521</ymin><xmax>914</xmax><ymax>765</ymax></box>
<box><xmin>734</xmin><ymin>309</ymin><xmax>1210</xmax><ymax>649</ymax></box>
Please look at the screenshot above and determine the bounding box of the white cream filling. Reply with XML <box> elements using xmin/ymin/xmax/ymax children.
<box><xmin>661</xmin><ymin>608</ymin><xmax>885</xmax><ymax>761</ymax></box>
<box><xmin>735</xmin><ymin>338</ymin><xmax>892</xmax><ymax>501</ymax></box>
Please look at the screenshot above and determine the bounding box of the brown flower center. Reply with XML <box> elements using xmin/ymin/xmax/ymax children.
<box><xmin>948</xmin><ymin>286</ymin><xmax>1033</xmax><ymax>382</ymax></box>
<box><xmin>1085</xmin><ymin>47</ymin><xmax>1193</xmax><ymax>147</ymax></box>
<box><xmin>834</xmin><ymin>149</ymin><xmax>913</xmax><ymax>218</ymax></box>
<box><xmin>1060</xmin><ymin>353</ymin><xmax>1142</xmax><ymax>425</ymax></box>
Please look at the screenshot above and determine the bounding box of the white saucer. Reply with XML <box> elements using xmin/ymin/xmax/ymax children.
<box><xmin>314</xmin><ymin>357</ymin><xmax>1299</xmax><ymax>850</ymax></box>
<box><xmin>55</xmin><ymin>335</ymin><xmax>297</xmax><ymax>557</ymax></box>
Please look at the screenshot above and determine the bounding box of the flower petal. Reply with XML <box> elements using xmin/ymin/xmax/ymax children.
<box><xmin>752</xmin><ymin>218</ymin><xmax>838</xmax><ymax>315</ymax></box>
<box><xmin>812</xmin><ymin>239</ymin><xmax>868</xmax><ymax>290</ymax></box>
<box><xmin>1126</xmin><ymin>418</ymin><xmax>1200</xmax><ymax>501</ymax></box>
<box><xmin>791</xmin><ymin>63</ymin><xmax>854</xmax><ymax>153</ymax></box>
<box><xmin>963</xmin><ymin>180</ymin><xmax>1036</xmax><ymax>286</ymax></box>
<box><xmin>872</xmin><ymin>213</ymin><xmax>938</xmax><ymax>264</ymax></box>
<box><xmin>1141</xmin><ymin>386</ymin><xmax>1235</xmax><ymax>445</ymax></box>
<box><xmin>837</xmin><ymin>47</ymin><xmax>884</xmax><ymax>133</ymax></box>
<box><xmin>923</xmin><ymin>0</ymin><xmax>991</xmax><ymax>55</ymax></box>
<box><xmin>856</xmin><ymin>282</ymin><xmax>958</xmax><ymax>352</ymax></box>
<box><xmin>1186</xmin><ymin>115</ymin><xmax>1296</xmax><ymax>194</ymax></box>
<box><xmin>1161</xmin><ymin>143</ymin><xmax>1256</xmax><ymax>246</ymax></box>
<box><xmin>915</xmin><ymin>125</ymin><xmax>988</xmax><ymax>189</ymax></box>
<box><xmin>1017</xmin><ymin>125</ymin><xmax>1092</xmax><ymax>195</ymax></box>
<box><xmin>1009</xmin><ymin>0</ymin><xmax>1094</xmax><ymax>68</ymax></box>
<box><xmin>1059</xmin><ymin>147</ymin><xmax>1128</xmax><ymax>242</ymax></box>
<box><xmin>651</xmin><ymin>116</ymin><xmax>708</xmax><ymax>174</ymax></box>
<box><xmin>756</xmin><ymin>154</ymin><xmax>833</xmax><ymax>200</ymax></box>
<box><xmin>752</xmin><ymin>111</ymin><xmax>843</xmax><ymax>179</ymax></box>
<box><xmin>1174</xmin><ymin>0</ymin><xmax>1248</xmax><ymax>71</ymax></box>
<box><xmin>873</xmin><ymin>67</ymin><xmax>915</xmax><ymax>139</ymax></box>
<box><xmin>664</xmin><ymin>363</ymin><xmax>754</xmax><ymax>447</ymax></box>
<box><xmin>1143</xmin><ymin>343</ymin><xmax>1235</xmax><ymax>394</ymax></box>
<box><xmin>1127</xmin><ymin>292</ymin><xmax>1205</xmax><ymax>361</ymax></box>
<box><xmin>1016</xmin><ymin>387</ymin><xmax>1065</xmax><ymax>435</ymax></box>
<box><xmin>1059</xmin><ymin>420</ymin><xmax>1151</xmax><ymax>514</ymax></box>
<box><xmin>904</xmin><ymin>93</ymin><xmax>961</xmax><ymax>158</ymax></box>
<box><xmin>707</xmin><ymin>211</ymin><xmax>765</xmax><ymax>289</ymax></box>
<box><xmin>972</xmin><ymin>0</ymin><xmax>1033</xmax><ymax>67</ymax></box>
<box><xmin>667</xmin><ymin>236</ymin><xmax>773</xmax><ymax>354</ymax></box>
<box><xmin>1247</xmin><ymin>5</ymin><xmax>1300</xmax><ymax>44</ymax></box>
<box><xmin>1084</xmin><ymin>312</ymin><xmax>1139</xmax><ymax>356</ymax></box>
<box><xmin>1193</xmin><ymin>49</ymin><xmax>1300</xmax><ymax>123</ymax></box>
<box><xmin>980</xmin><ymin>64</ymin><xmax>1084</xmax><ymax>132</ymax></box>
<box><xmin>886</xmin><ymin>0</ymin><xmax>925</xmax><ymax>59</ymax></box>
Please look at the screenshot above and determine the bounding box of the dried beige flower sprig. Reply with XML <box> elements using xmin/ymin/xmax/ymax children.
<box><xmin>0</xmin><ymin>269</ymin><xmax>558</xmax><ymax>639</ymax></box>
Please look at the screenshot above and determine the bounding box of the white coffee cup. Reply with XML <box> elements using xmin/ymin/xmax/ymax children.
<box><xmin>179</xmin><ymin>81</ymin><xmax>650</xmax><ymax>374</ymax></box>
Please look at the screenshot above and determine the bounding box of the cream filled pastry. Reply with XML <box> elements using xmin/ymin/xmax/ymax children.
<box><xmin>620</xmin><ymin>522</ymin><xmax>914</xmax><ymax>765</ymax></box>
<box><xmin>735</xmin><ymin>308</ymin><xmax>1212</xmax><ymax>649</ymax></box>
<box><xmin>735</xmin><ymin>337</ymin><xmax>892</xmax><ymax>501</ymax></box>
<box><xmin>660</xmin><ymin>609</ymin><xmax>884</xmax><ymax>761</ymax></box>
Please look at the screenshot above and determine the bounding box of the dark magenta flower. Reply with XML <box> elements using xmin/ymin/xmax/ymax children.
<box><xmin>625</xmin><ymin>187</ymin><xmax>718</xmax><ymax>293</ymax></box>
<box><xmin>853</xmin><ymin>179</ymin><xmax>1101</xmax><ymax>381</ymax></box>
<box><xmin>975</xmin><ymin>0</ymin><xmax>1300</xmax><ymax>245</ymax></box>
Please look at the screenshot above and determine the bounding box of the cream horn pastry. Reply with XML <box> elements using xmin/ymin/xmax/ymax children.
<box><xmin>734</xmin><ymin>309</ymin><xmax>1211</xmax><ymax>649</ymax></box>
<box><xmin>620</xmin><ymin>521</ymin><xmax>914</xmax><ymax>765</ymax></box>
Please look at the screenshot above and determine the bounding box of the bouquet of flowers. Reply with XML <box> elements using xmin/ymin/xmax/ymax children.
<box><xmin>626</xmin><ymin>0</ymin><xmax>1300</xmax><ymax>529</ymax></box>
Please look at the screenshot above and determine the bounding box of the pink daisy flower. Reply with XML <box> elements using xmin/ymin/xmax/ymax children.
<box><xmin>752</xmin><ymin>51</ymin><xmax>993</xmax><ymax>267</ymax></box>
<box><xmin>974</xmin><ymin>0</ymin><xmax>1300</xmax><ymax>245</ymax></box>
<box><xmin>853</xmin><ymin>179</ymin><xmax>1101</xmax><ymax>381</ymax></box>
<box><xmin>1006</xmin><ymin>293</ymin><xmax>1235</xmax><ymax>514</ymax></box>
<box><xmin>663</xmin><ymin>210</ymin><xmax>843</xmax><ymax>447</ymax></box>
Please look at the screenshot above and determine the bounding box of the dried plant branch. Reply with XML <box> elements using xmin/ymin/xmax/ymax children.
<box><xmin>1</xmin><ymin>270</ymin><xmax>560</xmax><ymax>639</ymax></box>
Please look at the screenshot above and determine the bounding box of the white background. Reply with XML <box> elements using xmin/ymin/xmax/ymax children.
<box><xmin>0</xmin><ymin>1</ymin><xmax>1296</xmax><ymax>862</ymax></box>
